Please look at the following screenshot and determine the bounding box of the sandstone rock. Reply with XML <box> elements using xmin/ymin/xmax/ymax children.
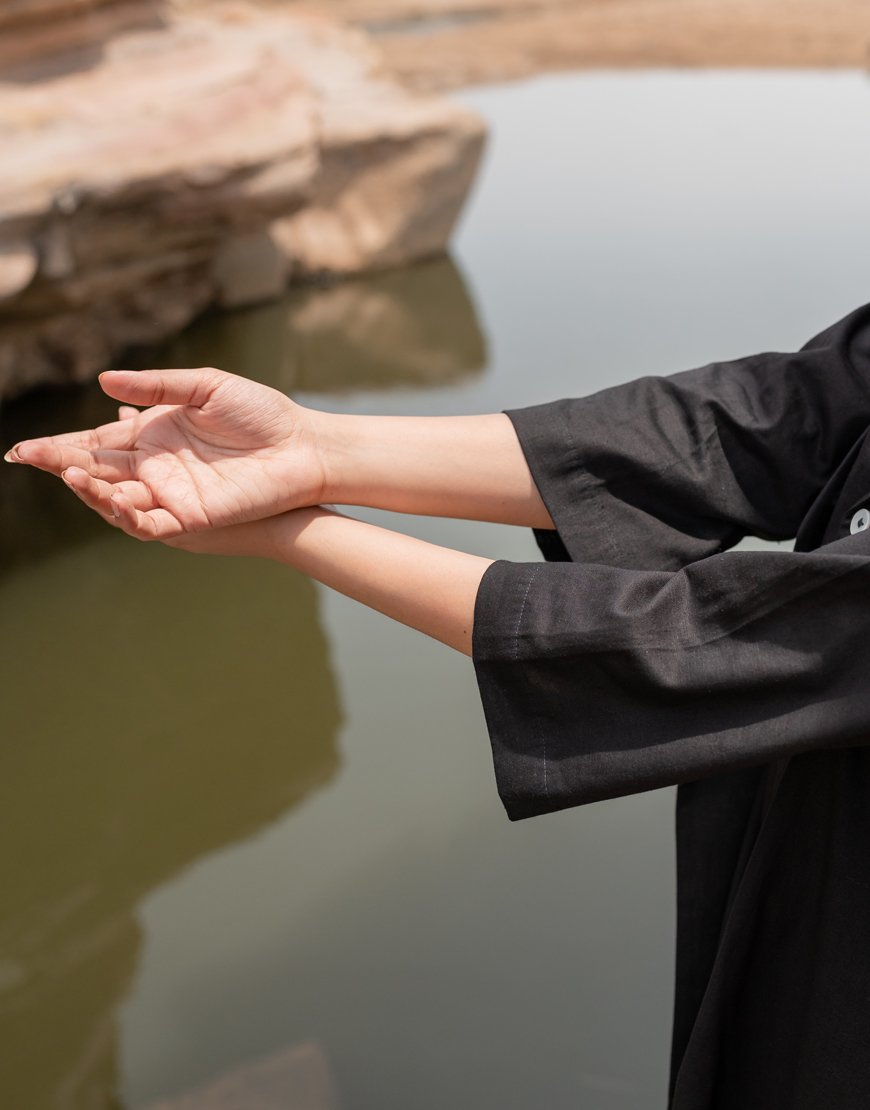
<box><xmin>212</xmin><ymin>230</ymin><xmax>291</xmax><ymax>308</ymax></box>
<box><xmin>0</xmin><ymin>3</ymin><xmax>486</xmax><ymax>399</ymax></box>
<box><xmin>0</xmin><ymin>17</ymin><xmax>319</xmax><ymax>223</ymax></box>
<box><xmin>0</xmin><ymin>0</ymin><xmax>138</xmax><ymax>29</ymax></box>
<box><xmin>234</xmin><ymin>9</ymin><xmax>486</xmax><ymax>278</ymax></box>
<box><xmin>275</xmin><ymin>96</ymin><xmax>485</xmax><ymax>277</ymax></box>
<box><xmin>0</xmin><ymin>1</ymin><xmax>167</xmax><ymax>79</ymax></box>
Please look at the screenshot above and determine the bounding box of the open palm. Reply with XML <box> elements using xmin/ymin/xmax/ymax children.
<box><xmin>10</xmin><ymin>367</ymin><xmax>326</xmax><ymax>539</ymax></box>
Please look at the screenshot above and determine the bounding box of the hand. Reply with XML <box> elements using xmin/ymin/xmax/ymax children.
<box><xmin>6</xmin><ymin>367</ymin><xmax>327</xmax><ymax>540</ymax></box>
<box><xmin>46</xmin><ymin>402</ymin><xmax>317</xmax><ymax>558</ymax></box>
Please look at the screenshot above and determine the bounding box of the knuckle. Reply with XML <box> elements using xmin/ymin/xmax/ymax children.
<box><xmin>194</xmin><ymin>367</ymin><xmax>224</xmax><ymax>407</ymax></box>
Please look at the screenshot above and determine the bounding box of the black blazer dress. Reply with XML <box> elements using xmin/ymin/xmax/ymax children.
<box><xmin>472</xmin><ymin>303</ymin><xmax>870</xmax><ymax>1109</ymax></box>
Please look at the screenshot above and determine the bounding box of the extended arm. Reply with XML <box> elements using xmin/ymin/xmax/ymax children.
<box><xmin>315</xmin><ymin>411</ymin><xmax>553</xmax><ymax>527</ymax></box>
<box><xmin>12</xmin><ymin>303</ymin><xmax>870</xmax><ymax>547</ymax></box>
<box><xmin>6</xmin><ymin>369</ymin><xmax>553</xmax><ymax>537</ymax></box>
<box><xmin>236</xmin><ymin>508</ymin><xmax>492</xmax><ymax>655</ymax></box>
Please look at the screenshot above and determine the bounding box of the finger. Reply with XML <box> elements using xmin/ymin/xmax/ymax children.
<box><xmin>118</xmin><ymin>406</ymin><xmax>139</xmax><ymax>421</ymax></box>
<box><xmin>61</xmin><ymin>468</ymin><xmax>157</xmax><ymax>519</ymax></box>
<box><xmin>99</xmin><ymin>368</ymin><xmax>225</xmax><ymax>410</ymax></box>
<box><xmin>61</xmin><ymin>467</ymin><xmax>123</xmax><ymax>523</ymax></box>
<box><xmin>113</xmin><ymin>480</ymin><xmax>157</xmax><ymax>509</ymax></box>
<box><xmin>111</xmin><ymin>490</ymin><xmax>140</xmax><ymax>534</ymax></box>
<box><xmin>9</xmin><ymin>441</ymin><xmax>138</xmax><ymax>482</ymax></box>
<box><xmin>112</xmin><ymin>492</ymin><xmax>184</xmax><ymax>542</ymax></box>
<box><xmin>5</xmin><ymin>418</ymin><xmax>138</xmax><ymax>466</ymax></box>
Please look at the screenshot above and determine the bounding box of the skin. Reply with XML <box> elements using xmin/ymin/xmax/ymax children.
<box><xmin>6</xmin><ymin>367</ymin><xmax>551</xmax><ymax>655</ymax></box>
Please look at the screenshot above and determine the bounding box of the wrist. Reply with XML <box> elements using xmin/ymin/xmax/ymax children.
<box><xmin>265</xmin><ymin>506</ymin><xmax>333</xmax><ymax>565</ymax></box>
<box><xmin>306</xmin><ymin>410</ymin><xmax>364</xmax><ymax>506</ymax></box>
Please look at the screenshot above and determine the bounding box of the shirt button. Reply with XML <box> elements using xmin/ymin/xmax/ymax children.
<box><xmin>850</xmin><ymin>508</ymin><xmax>870</xmax><ymax>534</ymax></box>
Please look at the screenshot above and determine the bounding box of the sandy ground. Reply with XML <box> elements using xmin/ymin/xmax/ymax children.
<box><xmin>284</xmin><ymin>0</ymin><xmax>870</xmax><ymax>91</ymax></box>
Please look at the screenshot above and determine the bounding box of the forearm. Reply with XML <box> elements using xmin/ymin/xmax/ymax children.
<box><xmin>313</xmin><ymin>411</ymin><xmax>554</xmax><ymax>529</ymax></box>
<box><xmin>264</xmin><ymin>507</ymin><xmax>493</xmax><ymax>655</ymax></box>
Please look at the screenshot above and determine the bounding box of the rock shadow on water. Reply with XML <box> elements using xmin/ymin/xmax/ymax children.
<box><xmin>0</xmin><ymin>380</ymin><xmax>130</xmax><ymax>576</ymax></box>
<box><xmin>158</xmin><ymin>254</ymin><xmax>488</xmax><ymax>395</ymax></box>
<box><xmin>0</xmin><ymin>530</ymin><xmax>343</xmax><ymax>1108</ymax></box>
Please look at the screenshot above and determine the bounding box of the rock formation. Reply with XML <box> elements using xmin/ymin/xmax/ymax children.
<box><xmin>0</xmin><ymin>0</ymin><xmax>167</xmax><ymax>78</ymax></box>
<box><xmin>0</xmin><ymin>1</ymin><xmax>486</xmax><ymax>399</ymax></box>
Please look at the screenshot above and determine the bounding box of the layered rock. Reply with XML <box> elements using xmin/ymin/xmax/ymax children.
<box><xmin>0</xmin><ymin>0</ymin><xmax>167</xmax><ymax>78</ymax></box>
<box><xmin>0</xmin><ymin>2</ymin><xmax>486</xmax><ymax>399</ymax></box>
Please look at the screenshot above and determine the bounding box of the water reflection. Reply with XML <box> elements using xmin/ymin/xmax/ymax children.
<box><xmin>159</xmin><ymin>255</ymin><xmax>486</xmax><ymax>394</ymax></box>
<box><xmin>0</xmin><ymin>383</ymin><xmax>123</xmax><ymax>576</ymax></box>
<box><xmin>0</xmin><ymin>536</ymin><xmax>341</xmax><ymax>1108</ymax></box>
<box><xmin>148</xmin><ymin>1042</ymin><xmax>340</xmax><ymax>1110</ymax></box>
<box><xmin>0</xmin><ymin>251</ymin><xmax>485</xmax><ymax>1110</ymax></box>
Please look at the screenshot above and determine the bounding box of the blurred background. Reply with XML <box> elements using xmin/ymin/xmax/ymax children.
<box><xmin>3</xmin><ymin>3</ymin><xmax>870</xmax><ymax>1108</ymax></box>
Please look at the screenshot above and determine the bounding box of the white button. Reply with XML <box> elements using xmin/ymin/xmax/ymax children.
<box><xmin>850</xmin><ymin>508</ymin><xmax>870</xmax><ymax>534</ymax></box>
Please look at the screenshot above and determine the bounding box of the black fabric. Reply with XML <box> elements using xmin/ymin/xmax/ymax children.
<box><xmin>471</xmin><ymin>303</ymin><xmax>870</xmax><ymax>1109</ymax></box>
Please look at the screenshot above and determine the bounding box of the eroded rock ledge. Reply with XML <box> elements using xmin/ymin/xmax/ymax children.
<box><xmin>0</xmin><ymin>1</ymin><xmax>485</xmax><ymax>399</ymax></box>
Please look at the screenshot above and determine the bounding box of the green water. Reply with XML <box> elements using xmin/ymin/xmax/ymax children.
<box><xmin>3</xmin><ymin>72</ymin><xmax>870</xmax><ymax>1109</ymax></box>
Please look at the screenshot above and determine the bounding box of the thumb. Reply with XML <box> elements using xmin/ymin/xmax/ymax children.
<box><xmin>99</xmin><ymin>368</ymin><xmax>225</xmax><ymax>409</ymax></box>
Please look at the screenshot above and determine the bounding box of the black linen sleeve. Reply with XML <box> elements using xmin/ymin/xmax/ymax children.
<box><xmin>474</xmin><ymin>532</ymin><xmax>870</xmax><ymax>820</ymax></box>
<box><xmin>474</xmin><ymin>304</ymin><xmax>870</xmax><ymax>820</ymax></box>
<box><xmin>509</xmin><ymin>303</ymin><xmax>870</xmax><ymax>571</ymax></box>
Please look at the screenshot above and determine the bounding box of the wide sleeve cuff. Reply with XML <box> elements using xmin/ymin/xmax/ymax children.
<box><xmin>473</xmin><ymin>535</ymin><xmax>870</xmax><ymax>822</ymax></box>
<box><xmin>510</xmin><ymin>399</ymin><xmax>741</xmax><ymax>572</ymax></box>
<box><xmin>472</xmin><ymin>559</ymin><xmax>548</xmax><ymax>821</ymax></box>
<box><xmin>506</xmin><ymin>303</ymin><xmax>870</xmax><ymax>571</ymax></box>
<box><xmin>505</xmin><ymin>400</ymin><xmax>743</xmax><ymax>572</ymax></box>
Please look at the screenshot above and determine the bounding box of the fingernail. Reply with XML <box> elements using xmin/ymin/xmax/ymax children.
<box><xmin>4</xmin><ymin>445</ymin><xmax>20</xmax><ymax>463</ymax></box>
<box><xmin>110</xmin><ymin>498</ymin><xmax>120</xmax><ymax>519</ymax></box>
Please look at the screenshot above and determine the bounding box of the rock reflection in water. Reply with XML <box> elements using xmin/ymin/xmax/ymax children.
<box><xmin>147</xmin><ymin>1042</ymin><xmax>340</xmax><ymax>1110</ymax></box>
<box><xmin>160</xmin><ymin>254</ymin><xmax>487</xmax><ymax>394</ymax></box>
<box><xmin>0</xmin><ymin>535</ymin><xmax>341</xmax><ymax>1109</ymax></box>
<box><xmin>0</xmin><ymin>248</ymin><xmax>485</xmax><ymax>1109</ymax></box>
<box><xmin>0</xmin><ymin>382</ymin><xmax>124</xmax><ymax>576</ymax></box>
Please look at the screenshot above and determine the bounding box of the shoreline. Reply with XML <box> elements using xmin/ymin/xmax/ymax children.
<box><xmin>281</xmin><ymin>0</ymin><xmax>870</xmax><ymax>91</ymax></box>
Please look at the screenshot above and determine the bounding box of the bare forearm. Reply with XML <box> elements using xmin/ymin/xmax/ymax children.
<box><xmin>313</xmin><ymin>411</ymin><xmax>554</xmax><ymax>529</ymax></box>
<box><xmin>264</xmin><ymin>507</ymin><xmax>493</xmax><ymax>655</ymax></box>
<box><xmin>7</xmin><ymin>371</ymin><xmax>554</xmax><ymax>533</ymax></box>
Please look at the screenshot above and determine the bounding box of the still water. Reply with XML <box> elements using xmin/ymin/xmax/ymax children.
<box><xmin>3</xmin><ymin>71</ymin><xmax>870</xmax><ymax>1110</ymax></box>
